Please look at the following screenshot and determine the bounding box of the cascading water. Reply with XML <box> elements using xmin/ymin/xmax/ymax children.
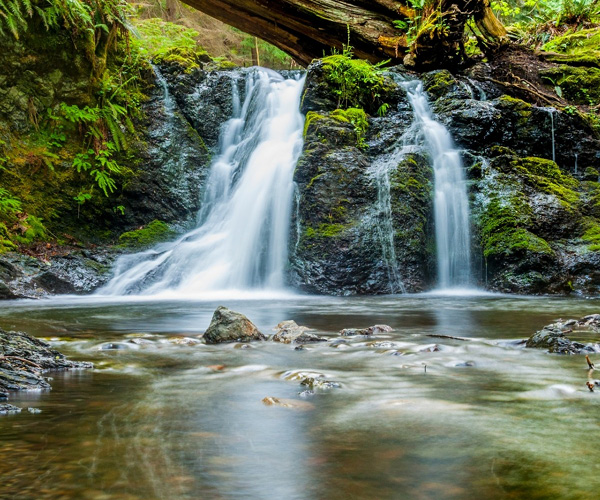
<box><xmin>402</xmin><ymin>81</ymin><xmax>472</xmax><ymax>289</ymax></box>
<box><xmin>100</xmin><ymin>69</ymin><xmax>305</xmax><ymax>296</ymax></box>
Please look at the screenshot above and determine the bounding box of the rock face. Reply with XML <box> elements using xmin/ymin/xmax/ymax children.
<box><xmin>0</xmin><ymin>250</ymin><xmax>115</xmax><ymax>299</ymax></box>
<box><xmin>526</xmin><ymin>315</ymin><xmax>600</xmax><ymax>354</ymax></box>
<box><xmin>203</xmin><ymin>306</ymin><xmax>266</xmax><ymax>344</ymax></box>
<box><xmin>0</xmin><ymin>328</ymin><xmax>93</xmax><ymax>414</ymax></box>
<box><xmin>291</xmin><ymin>62</ymin><xmax>600</xmax><ymax>295</ymax></box>
<box><xmin>291</xmin><ymin>63</ymin><xmax>435</xmax><ymax>294</ymax></box>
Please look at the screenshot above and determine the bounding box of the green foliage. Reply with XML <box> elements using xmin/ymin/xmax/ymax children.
<box><xmin>582</xmin><ymin>221</ymin><xmax>600</xmax><ymax>250</ymax></box>
<box><xmin>321</xmin><ymin>48</ymin><xmax>390</xmax><ymax>112</ymax></box>
<box><xmin>492</xmin><ymin>0</ymin><xmax>600</xmax><ymax>25</ymax></box>
<box><xmin>118</xmin><ymin>220</ymin><xmax>175</xmax><ymax>249</ymax></box>
<box><xmin>0</xmin><ymin>0</ymin><xmax>131</xmax><ymax>65</ymax></box>
<box><xmin>132</xmin><ymin>17</ymin><xmax>199</xmax><ymax>58</ymax></box>
<box><xmin>0</xmin><ymin>187</ymin><xmax>47</xmax><ymax>251</ymax></box>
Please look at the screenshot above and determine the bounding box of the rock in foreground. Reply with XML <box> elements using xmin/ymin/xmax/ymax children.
<box><xmin>526</xmin><ymin>315</ymin><xmax>600</xmax><ymax>354</ymax></box>
<box><xmin>203</xmin><ymin>306</ymin><xmax>266</xmax><ymax>344</ymax></box>
<box><xmin>272</xmin><ymin>320</ymin><xmax>327</xmax><ymax>344</ymax></box>
<box><xmin>0</xmin><ymin>328</ymin><xmax>93</xmax><ymax>414</ymax></box>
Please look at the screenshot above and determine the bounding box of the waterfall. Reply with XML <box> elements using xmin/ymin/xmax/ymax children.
<box><xmin>100</xmin><ymin>70</ymin><xmax>306</xmax><ymax>296</ymax></box>
<box><xmin>402</xmin><ymin>81</ymin><xmax>472</xmax><ymax>289</ymax></box>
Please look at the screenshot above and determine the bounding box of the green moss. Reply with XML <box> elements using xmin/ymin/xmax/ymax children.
<box><xmin>304</xmin><ymin>223</ymin><xmax>347</xmax><ymax>239</ymax></box>
<box><xmin>422</xmin><ymin>70</ymin><xmax>457</xmax><ymax>99</ymax></box>
<box><xmin>540</xmin><ymin>65</ymin><xmax>600</xmax><ymax>106</ymax></box>
<box><xmin>584</xmin><ymin>167</ymin><xmax>599</xmax><ymax>181</ymax></box>
<box><xmin>507</xmin><ymin>156</ymin><xmax>579</xmax><ymax>207</ymax></box>
<box><xmin>498</xmin><ymin>94</ymin><xmax>532</xmax><ymax>111</ymax></box>
<box><xmin>306</xmin><ymin>172</ymin><xmax>325</xmax><ymax>189</ymax></box>
<box><xmin>117</xmin><ymin>220</ymin><xmax>175</xmax><ymax>249</ymax></box>
<box><xmin>330</xmin><ymin>108</ymin><xmax>369</xmax><ymax>148</ymax></box>
<box><xmin>303</xmin><ymin>111</ymin><xmax>327</xmax><ymax>137</ymax></box>
<box><xmin>480</xmin><ymin>197</ymin><xmax>553</xmax><ymax>258</ymax></box>
<box><xmin>542</xmin><ymin>28</ymin><xmax>600</xmax><ymax>65</ymax></box>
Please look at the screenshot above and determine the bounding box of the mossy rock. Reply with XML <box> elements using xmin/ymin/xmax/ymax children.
<box><xmin>320</xmin><ymin>54</ymin><xmax>390</xmax><ymax>113</ymax></box>
<box><xmin>422</xmin><ymin>70</ymin><xmax>458</xmax><ymax>100</ymax></box>
<box><xmin>117</xmin><ymin>220</ymin><xmax>175</xmax><ymax>249</ymax></box>
<box><xmin>539</xmin><ymin>65</ymin><xmax>600</xmax><ymax>106</ymax></box>
<box><xmin>542</xmin><ymin>28</ymin><xmax>600</xmax><ymax>66</ymax></box>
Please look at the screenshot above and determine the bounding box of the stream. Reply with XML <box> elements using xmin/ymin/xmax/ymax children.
<box><xmin>1</xmin><ymin>294</ymin><xmax>600</xmax><ymax>499</ymax></box>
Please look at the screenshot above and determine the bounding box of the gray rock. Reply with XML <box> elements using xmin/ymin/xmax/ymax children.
<box><xmin>526</xmin><ymin>318</ymin><xmax>600</xmax><ymax>354</ymax></box>
<box><xmin>203</xmin><ymin>306</ymin><xmax>266</xmax><ymax>344</ymax></box>
<box><xmin>0</xmin><ymin>328</ymin><xmax>92</xmax><ymax>395</ymax></box>
<box><xmin>340</xmin><ymin>324</ymin><xmax>393</xmax><ymax>336</ymax></box>
<box><xmin>0</xmin><ymin>404</ymin><xmax>22</xmax><ymax>415</ymax></box>
<box><xmin>272</xmin><ymin>320</ymin><xmax>327</xmax><ymax>344</ymax></box>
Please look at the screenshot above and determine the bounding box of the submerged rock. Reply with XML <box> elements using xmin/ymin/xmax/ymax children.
<box><xmin>203</xmin><ymin>306</ymin><xmax>266</xmax><ymax>344</ymax></box>
<box><xmin>0</xmin><ymin>404</ymin><xmax>22</xmax><ymax>415</ymax></box>
<box><xmin>526</xmin><ymin>316</ymin><xmax>600</xmax><ymax>354</ymax></box>
<box><xmin>272</xmin><ymin>320</ymin><xmax>327</xmax><ymax>344</ymax></box>
<box><xmin>340</xmin><ymin>324</ymin><xmax>393</xmax><ymax>336</ymax></box>
<box><xmin>261</xmin><ymin>396</ymin><xmax>314</xmax><ymax>410</ymax></box>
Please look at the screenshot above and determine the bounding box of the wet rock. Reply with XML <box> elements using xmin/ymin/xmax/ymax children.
<box><xmin>0</xmin><ymin>328</ymin><xmax>92</xmax><ymax>406</ymax></box>
<box><xmin>526</xmin><ymin>317</ymin><xmax>600</xmax><ymax>354</ymax></box>
<box><xmin>340</xmin><ymin>324</ymin><xmax>393</xmax><ymax>336</ymax></box>
<box><xmin>0</xmin><ymin>404</ymin><xmax>22</xmax><ymax>415</ymax></box>
<box><xmin>272</xmin><ymin>320</ymin><xmax>327</xmax><ymax>344</ymax></box>
<box><xmin>203</xmin><ymin>306</ymin><xmax>266</xmax><ymax>344</ymax></box>
<box><xmin>0</xmin><ymin>251</ymin><xmax>116</xmax><ymax>299</ymax></box>
<box><xmin>261</xmin><ymin>396</ymin><xmax>314</xmax><ymax>410</ymax></box>
<box><xmin>168</xmin><ymin>337</ymin><xmax>201</xmax><ymax>346</ymax></box>
<box><xmin>300</xmin><ymin>376</ymin><xmax>341</xmax><ymax>390</ymax></box>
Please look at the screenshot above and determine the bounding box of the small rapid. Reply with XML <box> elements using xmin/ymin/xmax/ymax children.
<box><xmin>100</xmin><ymin>70</ymin><xmax>305</xmax><ymax>296</ymax></box>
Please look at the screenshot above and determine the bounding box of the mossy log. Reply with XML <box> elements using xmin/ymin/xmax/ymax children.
<box><xmin>180</xmin><ymin>0</ymin><xmax>506</xmax><ymax>67</ymax></box>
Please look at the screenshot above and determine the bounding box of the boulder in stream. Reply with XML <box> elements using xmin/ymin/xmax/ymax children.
<box><xmin>340</xmin><ymin>324</ymin><xmax>393</xmax><ymax>336</ymax></box>
<box><xmin>272</xmin><ymin>320</ymin><xmax>327</xmax><ymax>344</ymax></box>
<box><xmin>526</xmin><ymin>316</ymin><xmax>600</xmax><ymax>354</ymax></box>
<box><xmin>203</xmin><ymin>306</ymin><xmax>266</xmax><ymax>344</ymax></box>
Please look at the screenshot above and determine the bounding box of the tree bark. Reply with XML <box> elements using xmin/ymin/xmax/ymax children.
<box><xmin>179</xmin><ymin>0</ymin><xmax>506</xmax><ymax>67</ymax></box>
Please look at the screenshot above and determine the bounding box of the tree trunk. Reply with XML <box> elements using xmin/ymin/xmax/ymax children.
<box><xmin>178</xmin><ymin>0</ymin><xmax>506</xmax><ymax>67</ymax></box>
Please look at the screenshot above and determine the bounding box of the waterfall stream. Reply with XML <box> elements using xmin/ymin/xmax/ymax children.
<box><xmin>402</xmin><ymin>81</ymin><xmax>472</xmax><ymax>289</ymax></box>
<box><xmin>100</xmin><ymin>70</ymin><xmax>305</xmax><ymax>296</ymax></box>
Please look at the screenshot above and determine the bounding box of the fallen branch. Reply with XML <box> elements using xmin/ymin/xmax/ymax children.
<box><xmin>586</xmin><ymin>354</ymin><xmax>595</xmax><ymax>370</ymax></box>
<box><xmin>485</xmin><ymin>77</ymin><xmax>561</xmax><ymax>106</ymax></box>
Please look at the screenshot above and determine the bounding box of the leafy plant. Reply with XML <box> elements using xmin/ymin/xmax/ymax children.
<box><xmin>321</xmin><ymin>47</ymin><xmax>390</xmax><ymax>112</ymax></box>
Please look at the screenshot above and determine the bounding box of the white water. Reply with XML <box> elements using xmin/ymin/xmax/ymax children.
<box><xmin>402</xmin><ymin>81</ymin><xmax>472</xmax><ymax>289</ymax></box>
<box><xmin>100</xmin><ymin>70</ymin><xmax>305</xmax><ymax>296</ymax></box>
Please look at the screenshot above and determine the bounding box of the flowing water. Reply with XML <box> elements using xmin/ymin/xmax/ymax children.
<box><xmin>1</xmin><ymin>295</ymin><xmax>600</xmax><ymax>500</ymax></box>
<box><xmin>101</xmin><ymin>70</ymin><xmax>305</xmax><ymax>297</ymax></box>
<box><xmin>403</xmin><ymin>82</ymin><xmax>472</xmax><ymax>289</ymax></box>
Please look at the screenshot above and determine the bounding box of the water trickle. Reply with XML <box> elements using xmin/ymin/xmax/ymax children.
<box><xmin>467</xmin><ymin>78</ymin><xmax>487</xmax><ymax>101</ymax></box>
<box><xmin>101</xmin><ymin>70</ymin><xmax>306</xmax><ymax>296</ymax></box>
<box><xmin>402</xmin><ymin>81</ymin><xmax>472</xmax><ymax>289</ymax></box>
<box><xmin>371</xmin><ymin>154</ymin><xmax>407</xmax><ymax>294</ymax></box>
<box><xmin>574</xmin><ymin>153</ymin><xmax>578</xmax><ymax>175</ymax></box>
